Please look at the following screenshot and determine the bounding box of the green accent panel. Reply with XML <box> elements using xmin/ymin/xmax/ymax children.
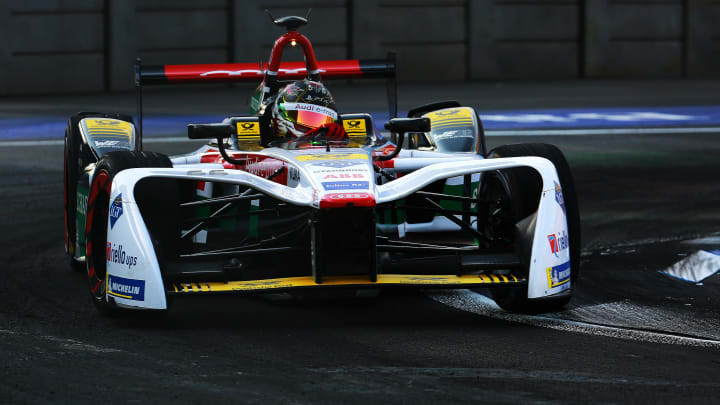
<box><xmin>249</xmin><ymin>83</ymin><xmax>263</xmax><ymax>116</ymax></box>
<box><xmin>379</xmin><ymin>199</ymin><xmax>406</xmax><ymax>225</ymax></box>
<box><xmin>437</xmin><ymin>181</ymin><xmax>479</xmax><ymax>215</ymax></box>
<box><xmin>220</xmin><ymin>205</ymin><xmax>238</xmax><ymax>232</ymax></box>
<box><xmin>248</xmin><ymin>200</ymin><xmax>259</xmax><ymax>238</ymax></box>
<box><xmin>75</xmin><ymin>184</ymin><xmax>89</xmax><ymax>258</ymax></box>
<box><xmin>440</xmin><ymin>184</ymin><xmax>464</xmax><ymax>211</ymax></box>
<box><xmin>396</xmin><ymin>199</ymin><xmax>406</xmax><ymax>223</ymax></box>
<box><xmin>195</xmin><ymin>205</ymin><xmax>211</xmax><ymax>240</ymax></box>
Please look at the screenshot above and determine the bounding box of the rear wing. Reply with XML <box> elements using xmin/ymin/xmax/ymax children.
<box><xmin>133</xmin><ymin>55</ymin><xmax>397</xmax><ymax>146</ymax></box>
<box><xmin>138</xmin><ymin>59</ymin><xmax>395</xmax><ymax>84</ymax></box>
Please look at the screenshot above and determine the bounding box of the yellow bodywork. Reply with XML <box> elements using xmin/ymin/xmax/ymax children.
<box><xmin>171</xmin><ymin>273</ymin><xmax>522</xmax><ymax>294</ymax></box>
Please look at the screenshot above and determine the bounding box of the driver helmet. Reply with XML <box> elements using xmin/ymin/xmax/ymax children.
<box><xmin>271</xmin><ymin>80</ymin><xmax>338</xmax><ymax>138</ymax></box>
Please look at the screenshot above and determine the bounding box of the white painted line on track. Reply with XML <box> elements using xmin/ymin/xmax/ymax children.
<box><xmin>2</xmin><ymin>126</ymin><xmax>719</xmax><ymax>147</ymax></box>
<box><xmin>429</xmin><ymin>290</ymin><xmax>720</xmax><ymax>348</ymax></box>
<box><xmin>1</xmin><ymin>327</ymin><xmax>122</xmax><ymax>353</ymax></box>
<box><xmin>484</xmin><ymin>126</ymin><xmax>720</xmax><ymax>136</ymax></box>
<box><xmin>0</xmin><ymin>136</ymin><xmax>196</xmax><ymax>147</ymax></box>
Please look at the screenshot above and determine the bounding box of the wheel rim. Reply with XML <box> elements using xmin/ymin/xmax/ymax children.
<box><xmin>477</xmin><ymin>173</ymin><xmax>515</xmax><ymax>249</ymax></box>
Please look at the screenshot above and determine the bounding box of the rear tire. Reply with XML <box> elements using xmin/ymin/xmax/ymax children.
<box><xmin>485</xmin><ymin>143</ymin><xmax>580</xmax><ymax>313</ymax></box>
<box><xmin>85</xmin><ymin>151</ymin><xmax>171</xmax><ymax>316</ymax></box>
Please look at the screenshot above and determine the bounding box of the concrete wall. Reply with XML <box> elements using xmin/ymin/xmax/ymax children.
<box><xmin>0</xmin><ymin>0</ymin><xmax>106</xmax><ymax>94</ymax></box>
<box><xmin>0</xmin><ymin>0</ymin><xmax>718</xmax><ymax>94</ymax></box>
<box><xmin>469</xmin><ymin>0</ymin><xmax>580</xmax><ymax>79</ymax></box>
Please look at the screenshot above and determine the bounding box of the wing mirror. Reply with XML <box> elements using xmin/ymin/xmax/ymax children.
<box><xmin>377</xmin><ymin>117</ymin><xmax>431</xmax><ymax>161</ymax></box>
<box><xmin>187</xmin><ymin>123</ymin><xmax>234</xmax><ymax>140</ymax></box>
<box><xmin>384</xmin><ymin>117</ymin><xmax>431</xmax><ymax>134</ymax></box>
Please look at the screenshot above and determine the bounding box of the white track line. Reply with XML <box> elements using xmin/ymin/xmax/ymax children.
<box><xmin>485</xmin><ymin>127</ymin><xmax>720</xmax><ymax>136</ymax></box>
<box><xmin>0</xmin><ymin>136</ymin><xmax>194</xmax><ymax>147</ymax></box>
<box><xmin>429</xmin><ymin>290</ymin><xmax>720</xmax><ymax>348</ymax></box>
<box><xmin>2</xmin><ymin>126</ymin><xmax>720</xmax><ymax>147</ymax></box>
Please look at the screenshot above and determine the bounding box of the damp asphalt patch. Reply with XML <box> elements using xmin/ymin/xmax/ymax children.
<box><xmin>432</xmin><ymin>237</ymin><xmax>720</xmax><ymax>345</ymax></box>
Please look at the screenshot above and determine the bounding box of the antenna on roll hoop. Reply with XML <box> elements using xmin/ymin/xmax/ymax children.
<box><xmin>265</xmin><ymin>9</ymin><xmax>311</xmax><ymax>32</ymax></box>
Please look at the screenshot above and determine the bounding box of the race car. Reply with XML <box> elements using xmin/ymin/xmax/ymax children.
<box><xmin>63</xmin><ymin>14</ymin><xmax>580</xmax><ymax>316</ymax></box>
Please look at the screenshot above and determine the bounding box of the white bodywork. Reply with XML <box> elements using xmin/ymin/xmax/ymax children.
<box><xmin>103</xmin><ymin>147</ymin><xmax>570</xmax><ymax>310</ymax></box>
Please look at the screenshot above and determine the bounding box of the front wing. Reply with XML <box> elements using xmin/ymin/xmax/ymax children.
<box><xmin>103</xmin><ymin>157</ymin><xmax>569</xmax><ymax>310</ymax></box>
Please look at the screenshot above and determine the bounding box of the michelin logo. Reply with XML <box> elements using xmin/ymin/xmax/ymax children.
<box><xmin>547</xmin><ymin>260</ymin><xmax>571</xmax><ymax>289</ymax></box>
<box><xmin>107</xmin><ymin>275</ymin><xmax>145</xmax><ymax>301</ymax></box>
<box><xmin>106</xmin><ymin>242</ymin><xmax>138</xmax><ymax>269</ymax></box>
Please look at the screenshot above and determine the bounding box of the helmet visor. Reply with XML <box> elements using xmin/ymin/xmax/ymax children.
<box><xmin>280</xmin><ymin>102</ymin><xmax>337</xmax><ymax>130</ymax></box>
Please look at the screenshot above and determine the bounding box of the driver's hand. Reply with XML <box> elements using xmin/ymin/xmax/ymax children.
<box><xmin>306</xmin><ymin>122</ymin><xmax>348</xmax><ymax>141</ymax></box>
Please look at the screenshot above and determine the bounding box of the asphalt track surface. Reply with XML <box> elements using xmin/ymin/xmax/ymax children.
<box><xmin>2</xmin><ymin>81</ymin><xmax>720</xmax><ymax>403</ymax></box>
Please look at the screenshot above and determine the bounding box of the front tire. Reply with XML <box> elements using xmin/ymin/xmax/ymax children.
<box><xmin>85</xmin><ymin>151</ymin><xmax>171</xmax><ymax>316</ymax></box>
<box><xmin>64</xmin><ymin>112</ymin><xmax>135</xmax><ymax>272</ymax></box>
<box><xmin>484</xmin><ymin>143</ymin><xmax>581</xmax><ymax>313</ymax></box>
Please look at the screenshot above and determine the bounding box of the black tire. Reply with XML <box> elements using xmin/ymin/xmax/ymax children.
<box><xmin>475</xmin><ymin>111</ymin><xmax>487</xmax><ymax>156</ymax></box>
<box><xmin>64</xmin><ymin>112</ymin><xmax>135</xmax><ymax>272</ymax></box>
<box><xmin>64</xmin><ymin>127</ymin><xmax>84</xmax><ymax>272</ymax></box>
<box><xmin>485</xmin><ymin>143</ymin><xmax>581</xmax><ymax>313</ymax></box>
<box><xmin>85</xmin><ymin>151</ymin><xmax>171</xmax><ymax>316</ymax></box>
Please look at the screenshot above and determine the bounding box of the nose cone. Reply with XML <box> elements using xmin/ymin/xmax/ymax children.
<box><xmin>319</xmin><ymin>192</ymin><xmax>375</xmax><ymax>209</ymax></box>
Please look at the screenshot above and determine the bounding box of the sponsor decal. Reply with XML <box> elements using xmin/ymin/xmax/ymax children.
<box><xmin>94</xmin><ymin>140</ymin><xmax>120</xmax><ymax>147</ymax></box>
<box><xmin>76</xmin><ymin>189</ymin><xmax>88</xmax><ymax>216</ymax></box>
<box><xmin>312</xmin><ymin>190</ymin><xmax>320</xmax><ymax>207</ymax></box>
<box><xmin>109</xmin><ymin>194</ymin><xmax>123</xmax><ymax>229</ymax></box>
<box><xmin>311</xmin><ymin>161</ymin><xmax>364</xmax><ymax>168</ymax></box>
<box><xmin>322</xmin><ymin>173</ymin><xmax>365</xmax><ymax>180</ymax></box>
<box><xmin>426</xmin><ymin>108</ymin><xmax>473</xmax><ymax>130</ymax></box>
<box><xmin>312</xmin><ymin>167</ymin><xmax>367</xmax><ymax>174</ymax></box>
<box><xmin>435</xmin><ymin>109</ymin><xmax>461</xmax><ymax>116</ymax></box>
<box><xmin>296</xmin><ymin>153</ymin><xmax>368</xmax><ymax>162</ymax></box>
<box><xmin>106</xmin><ymin>242</ymin><xmax>138</xmax><ymax>270</ymax></box>
<box><xmin>554</xmin><ymin>181</ymin><xmax>566</xmax><ymax>214</ymax></box>
<box><xmin>288</xmin><ymin>166</ymin><xmax>300</xmax><ymax>182</ymax></box>
<box><xmin>406</xmin><ymin>276</ymin><xmax>451</xmax><ymax>283</ymax></box>
<box><xmin>547</xmin><ymin>230</ymin><xmax>569</xmax><ymax>257</ymax></box>
<box><xmin>322</xmin><ymin>181</ymin><xmax>369</xmax><ymax>191</ymax></box>
<box><xmin>546</xmin><ymin>260</ymin><xmax>571</xmax><ymax>289</ymax></box>
<box><xmin>84</xmin><ymin>118</ymin><xmax>133</xmax><ymax>137</ymax></box>
<box><xmin>342</xmin><ymin>119</ymin><xmax>367</xmax><ymax>134</ymax></box>
<box><xmin>201</xmin><ymin>69</ymin><xmax>263</xmax><ymax>77</ymax></box>
<box><xmin>282</xmin><ymin>103</ymin><xmax>338</xmax><ymax>120</ymax></box>
<box><xmin>326</xmin><ymin>192</ymin><xmax>372</xmax><ymax>200</ymax></box>
<box><xmin>75</xmin><ymin>185</ymin><xmax>89</xmax><ymax>258</ymax></box>
<box><xmin>244</xmin><ymin>156</ymin><xmax>286</xmax><ymax>179</ymax></box>
<box><xmin>107</xmin><ymin>274</ymin><xmax>145</xmax><ymax>300</ymax></box>
<box><xmin>435</xmin><ymin>129</ymin><xmax>474</xmax><ymax>140</ymax></box>
<box><xmin>236</xmin><ymin>121</ymin><xmax>260</xmax><ymax>136</ymax></box>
